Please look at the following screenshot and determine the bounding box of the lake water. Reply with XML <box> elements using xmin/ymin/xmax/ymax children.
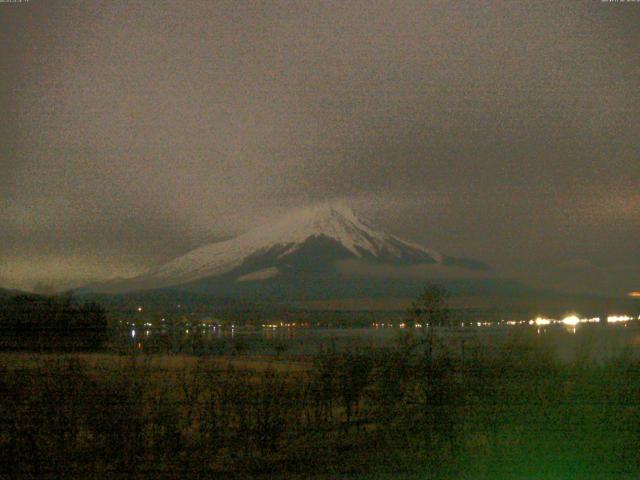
<box><xmin>261</xmin><ymin>322</ymin><xmax>640</xmax><ymax>361</ymax></box>
<box><xmin>133</xmin><ymin>320</ymin><xmax>640</xmax><ymax>361</ymax></box>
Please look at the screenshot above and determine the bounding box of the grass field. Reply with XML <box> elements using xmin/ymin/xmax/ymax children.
<box><xmin>2</xmin><ymin>333</ymin><xmax>640</xmax><ymax>478</ymax></box>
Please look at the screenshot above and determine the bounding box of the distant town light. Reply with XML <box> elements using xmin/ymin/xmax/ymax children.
<box><xmin>533</xmin><ymin>317</ymin><xmax>552</xmax><ymax>326</ymax></box>
<box><xmin>137</xmin><ymin>306</ymin><xmax>143</xmax><ymax>312</ymax></box>
<box><xmin>629</xmin><ymin>291</ymin><xmax>640</xmax><ymax>298</ymax></box>
<box><xmin>561</xmin><ymin>316</ymin><xmax>580</xmax><ymax>326</ymax></box>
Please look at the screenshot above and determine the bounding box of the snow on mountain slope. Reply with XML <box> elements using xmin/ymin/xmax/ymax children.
<box><xmin>147</xmin><ymin>204</ymin><xmax>439</xmax><ymax>280</ymax></box>
<box><xmin>91</xmin><ymin>203</ymin><xmax>481</xmax><ymax>293</ymax></box>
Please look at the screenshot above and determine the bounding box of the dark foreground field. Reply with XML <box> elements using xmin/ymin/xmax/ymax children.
<box><xmin>2</xmin><ymin>333</ymin><xmax>640</xmax><ymax>479</ymax></box>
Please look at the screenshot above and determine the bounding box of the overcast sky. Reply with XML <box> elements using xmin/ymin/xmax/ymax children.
<box><xmin>2</xmin><ymin>0</ymin><xmax>639</xmax><ymax>295</ymax></box>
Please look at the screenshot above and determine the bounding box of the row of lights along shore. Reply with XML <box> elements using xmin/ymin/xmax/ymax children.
<box><xmin>130</xmin><ymin>306</ymin><xmax>638</xmax><ymax>330</ymax></box>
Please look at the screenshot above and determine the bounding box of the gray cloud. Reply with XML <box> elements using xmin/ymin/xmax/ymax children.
<box><xmin>1</xmin><ymin>0</ymin><xmax>639</xmax><ymax>295</ymax></box>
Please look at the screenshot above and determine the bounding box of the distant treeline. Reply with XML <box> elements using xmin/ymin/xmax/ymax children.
<box><xmin>0</xmin><ymin>293</ymin><xmax>107</xmax><ymax>351</ymax></box>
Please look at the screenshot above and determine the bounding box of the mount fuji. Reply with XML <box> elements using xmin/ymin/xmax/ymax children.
<box><xmin>89</xmin><ymin>204</ymin><xmax>492</xmax><ymax>299</ymax></box>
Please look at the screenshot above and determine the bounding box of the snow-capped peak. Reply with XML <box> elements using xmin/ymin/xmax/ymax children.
<box><xmin>248</xmin><ymin>203</ymin><xmax>400</xmax><ymax>258</ymax></box>
<box><xmin>99</xmin><ymin>203</ymin><xmax>446</xmax><ymax>291</ymax></box>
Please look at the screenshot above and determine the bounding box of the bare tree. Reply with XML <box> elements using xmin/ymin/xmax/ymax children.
<box><xmin>406</xmin><ymin>284</ymin><xmax>451</xmax><ymax>328</ymax></box>
<box><xmin>406</xmin><ymin>284</ymin><xmax>451</xmax><ymax>365</ymax></box>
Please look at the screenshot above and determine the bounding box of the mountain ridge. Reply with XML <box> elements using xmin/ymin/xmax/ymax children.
<box><xmin>87</xmin><ymin>204</ymin><xmax>490</xmax><ymax>295</ymax></box>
